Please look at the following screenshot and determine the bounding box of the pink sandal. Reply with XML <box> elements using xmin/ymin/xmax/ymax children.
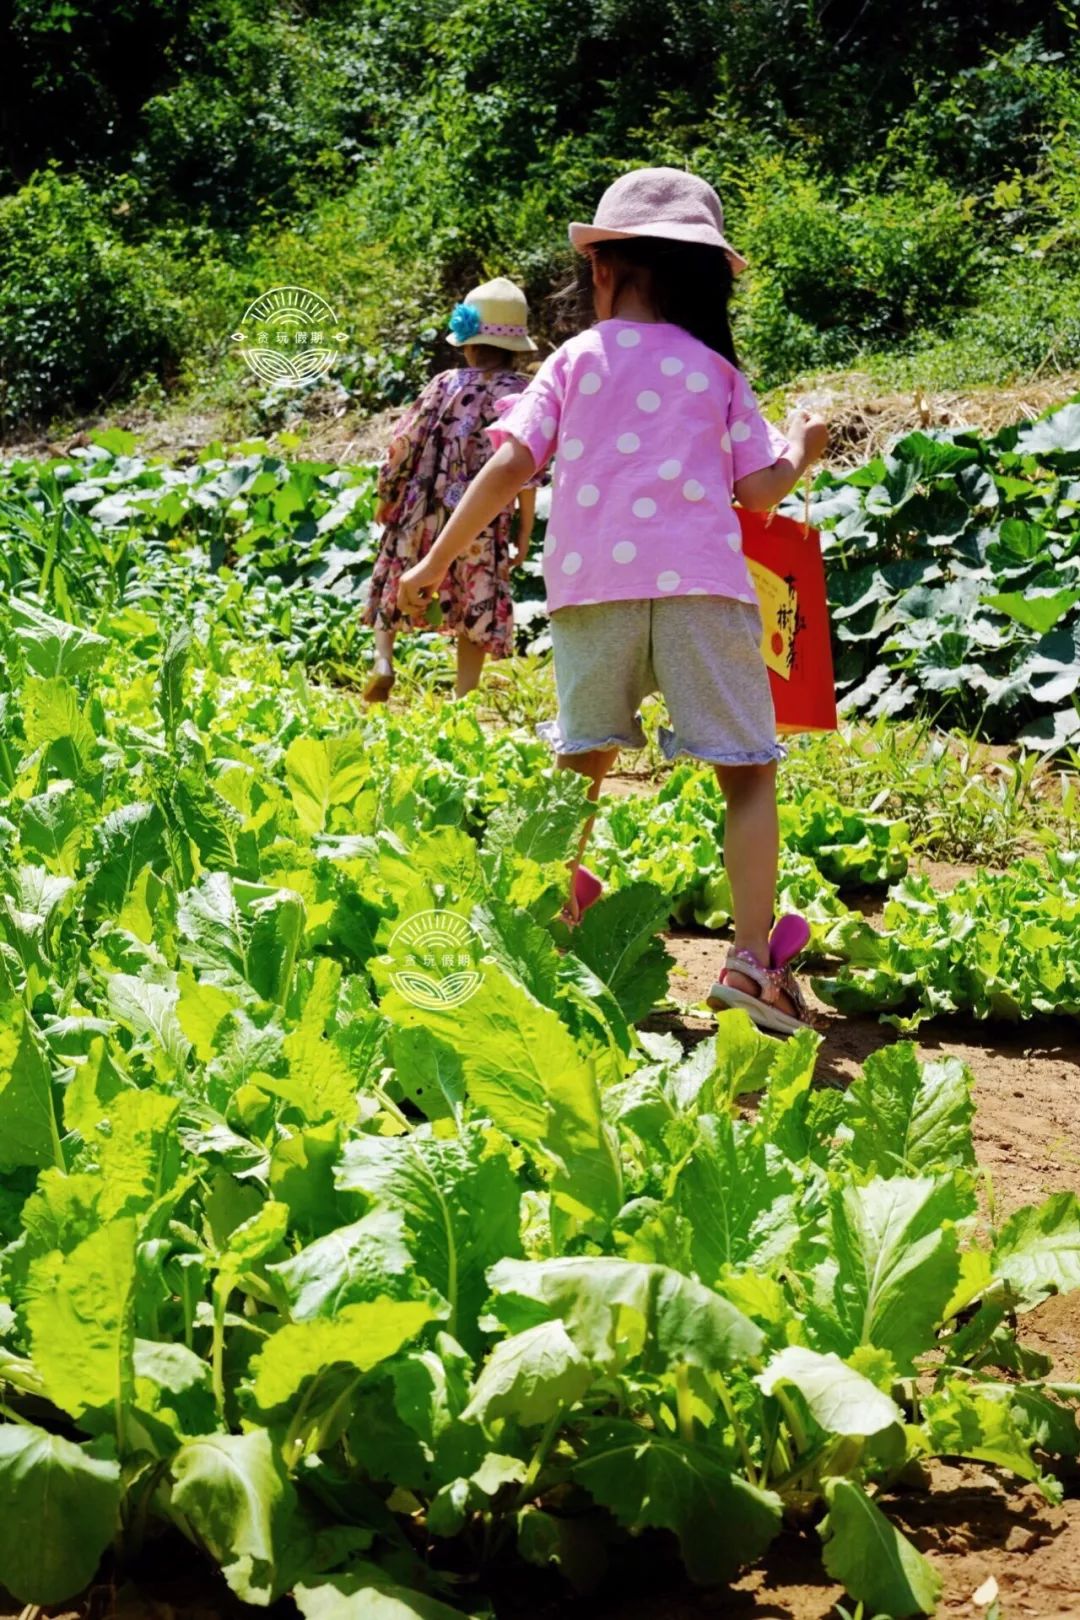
<box><xmin>707</xmin><ymin>914</ymin><xmax>814</xmax><ymax>1036</ymax></box>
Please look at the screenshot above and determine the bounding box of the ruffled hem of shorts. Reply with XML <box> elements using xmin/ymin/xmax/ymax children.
<box><xmin>658</xmin><ymin>727</ymin><xmax>786</xmax><ymax>765</ymax></box>
<box><xmin>536</xmin><ymin>720</ymin><xmax>643</xmax><ymax>754</ymax></box>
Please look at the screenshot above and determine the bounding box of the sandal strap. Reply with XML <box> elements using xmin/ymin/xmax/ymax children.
<box><xmin>723</xmin><ymin>948</ymin><xmax>812</xmax><ymax>1024</ymax></box>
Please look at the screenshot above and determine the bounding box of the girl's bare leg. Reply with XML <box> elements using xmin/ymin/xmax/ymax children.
<box><xmin>455</xmin><ymin>636</ymin><xmax>486</xmax><ymax>698</ymax></box>
<box><xmin>714</xmin><ymin>760</ymin><xmax>796</xmax><ymax>1015</ymax></box>
<box><xmin>557</xmin><ymin>747</ymin><xmax>619</xmax><ymax>918</ymax></box>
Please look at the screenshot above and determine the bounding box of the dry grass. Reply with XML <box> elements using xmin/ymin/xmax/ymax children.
<box><xmin>8</xmin><ymin>369</ymin><xmax>1080</xmax><ymax>473</ymax></box>
<box><xmin>775</xmin><ymin>368</ymin><xmax>1080</xmax><ymax>468</ymax></box>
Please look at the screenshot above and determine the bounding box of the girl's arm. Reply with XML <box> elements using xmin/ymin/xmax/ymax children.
<box><xmin>398</xmin><ymin>440</ymin><xmax>536</xmax><ymax>616</ymax></box>
<box><xmin>734</xmin><ymin>409</ymin><xmax>828</xmax><ymax>512</ymax></box>
<box><xmin>514</xmin><ymin>488</ymin><xmax>536</xmax><ymax>567</ymax></box>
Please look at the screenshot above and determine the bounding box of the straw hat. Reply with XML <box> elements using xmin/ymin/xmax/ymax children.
<box><xmin>569</xmin><ymin>167</ymin><xmax>748</xmax><ymax>274</ymax></box>
<box><xmin>446</xmin><ymin>276</ymin><xmax>538</xmax><ymax>353</ymax></box>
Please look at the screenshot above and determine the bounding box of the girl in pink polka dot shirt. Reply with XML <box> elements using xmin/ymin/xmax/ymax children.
<box><xmin>399</xmin><ymin>167</ymin><xmax>828</xmax><ymax>1035</ymax></box>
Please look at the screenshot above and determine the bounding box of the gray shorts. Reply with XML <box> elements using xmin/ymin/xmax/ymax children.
<box><xmin>538</xmin><ymin>596</ymin><xmax>783</xmax><ymax>766</ymax></box>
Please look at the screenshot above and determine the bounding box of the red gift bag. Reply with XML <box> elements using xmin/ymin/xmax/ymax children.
<box><xmin>738</xmin><ymin>508</ymin><xmax>837</xmax><ymax>736</ymax></box>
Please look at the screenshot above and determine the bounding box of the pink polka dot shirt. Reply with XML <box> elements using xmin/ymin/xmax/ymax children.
<box><xmin>488</xmin><ymin>319</ymin><xmax>790</xmax><ymax>612</ymax></box>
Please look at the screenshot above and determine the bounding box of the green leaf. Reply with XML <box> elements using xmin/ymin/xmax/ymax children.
<box><xmin>25</xmin><ymin>1216</ymin><xmax>138</xmax><ymax>1423</ymax></box>
<box><xmin>296</xmin><ymin>1574</ymin><xmax>467</xmax><ymax>1620</ymax></box>
<box><xmin>271</xmin><ymin>1020</ymin><xmax>361</xmax><ymax>1128</ymax></box>
<box><xmin>106</xmin><ymin>972</ymin><xmax>192</xmax><ymax>1075</ymax></box>
<box><xmin>269</xmin><ymin>1122</ymin><xmax>343</xmax><ymax>1239</ymax></box>
<box><xmin>567</xmin><ymin>882</ymin><xmax>674</xmax><ymax>1023</ymax></box>
<box><xmin>249</xmin><ymin>1299</ymin><xmax>441</xmax><ymax>1415</ymax></box>
<box><xmin>1017</xmin><ymin>706</ymin><xmax>1080</xmax><ymax>750</ymax></box>
<box><xmin>134</xmin><ymin>1338</ymin><xmax>216</xmax><ymax>1437</ymax></box>
<box><xmin>21</xmin><ymin>676</ymin><xmax>96</xmax><ymax>769</ymax></box>
<box><xmin>672</xmin><ymin>1113</ymin><xmax>801</xmax><ymax>1280</ymax></box>
<box><xmin>269</xmin><ymin>1208</ymin><xmax>421</xmax><ymax>1319</ymax></box>
<box><xmin>993</xmin><ymin>1191</ymin><xmax>1080</xmax><ymax>1304</ymax></box>
<box><xmin>482</xmin><ymin>770</ymin><xmax>589</xmax><ymax>866</ymax></box>
<box><xmin>170</xmin><ymin>1429</ymin><xmax>301</xmax><ymax>1604</ymax></box>
<box><xmin>757</xmin><ymin>1347</ymin><xmax>902</xmax><ymax>1436</ymax></box>
<box><xmin>86</xmin><ymin>802</ymin><xmax>167</xmax><ymax>916</ymax></box>
<box><xmin>381</xmin><ymin>963</ymin><xmax>620</xmax><ymax>1226</ymax></box>
<box><xmin>0</xmin><ymin>999</ymin><xmax>62</xmax><ymax>1171</ymax></box>
<box><xmin>755</xmin><ymin>1028</ymin><xmax>820</xmax><ymax>1161</ymax></box>
<box><xmin>983</xmin><ymin>587</ymin><xmax>1080</xmax><ymax>634</ymax></box>
<box><xmin>821</xmin><ymin>1478</ymin><xmax>941</xmax><ymax>1617</ymax></box>
<box><xmin>1015</xmin><ymin>403</ymin><xmax>1080</xmax><ymax>461</ymax></box>
<box><xmin>844</xmin><ymin>1045</ymin><xmax>975</xmax><ymax>1176</ymax></box>
<box><xmin>0</xmin><ymin>1423</ymin><xmax>122</xmax><ymax>1604</ymax></box>
<box><xmin>347</xmin><ymin>1339</ymin><xmax>482</xmax><ymax>1493</ymax></box>
<box><xmin>812</xmin><ymin>1176</ymin><xmax>967</xmax><ymax>1373</ymax></box>
<box><xmin>516</xmin><ymin>1503</ymin><xmax>609</xmax><ymax>1592</ymax></box>
<box><xmin>573</xmin><ymin>1420</ymin><xmax>781</xmax><ymax>1584</ymax></box>
<box><xmin>920</xmin><ymin>1383</ymin><xmax>1050</xmax><ymax>1492</ymax></box>
<box><xmin>218</xmin><ymin>1199</ymin><xmax>289</xmax><ymax>1274</ymax></box>
<box><xmin>702</xmin><ymin>1009</ymin><xmax>781</xmax><ymax>1100</ymax></box>
<box><xmin>178</xmin><ymin>873</ymin><xmax>305</xmax><ymax>1004</ymax></box>
<box><xmin>893</xmin><ymin>430</ymin><xmax>979</xmax><ymax>482</ymax></box>
<box><xmin>387</xmin><ymin>1025</ymin><xmax>465</xmax><ymax>1123</ymax></box>
<box><xmin>462</xmin><ymin>1319</ymin><xmax>592</xmax><ymax>1429</ymax></box>
<box><xmin>82</xmin><ymin>1087</ymin><xmax>181</xmax><ymax>1220</ymax></box>
<box><xmin>285</xmin><ymin>734</ymin><xmax>368</xmax><ymax>835</ymax></box>
<box><xmin>19</xmin><ymin>780</ymin><xmax>86</xmax><ymax>874</ymax></box>
<box><xmin>8</xmin><ymin>597</ymin><xmax>109</xmax><ymax>679</ymax></box>
<box><xmin>487</xmin><ymin>1256</ymin><xmax>763</xmax><ymax>1373</ymax></box>
<box><xmin>159</xmin><ymin>623</ymin><xmax>191</xmax><ymax>744</ymax></box>
<box><xmin>427</xmin><ymin>1451</ymin><xmax>527</xmax><ymax>1537</ymax></box>
<box><xmin>335</xmin><ymin>1126</ymin><xmax>521</xmax><ymax>1351</ymax></box>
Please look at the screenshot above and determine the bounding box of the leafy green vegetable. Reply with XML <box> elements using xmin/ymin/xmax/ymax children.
<box><xmin>574</xmin><ymin>1420</ymin><xmax>782</xmax><ymax>1584</ymax></box>
<box><xmin>820</xmin><ymin>1478</ymin><xmax>942</xmax><ymax>1617</ymax></box>
<box><xmin>0</xmin><ymin>1424</ymin><xmax>121</xmax><ymax>1604</ymax></box>
<box><xmin>0</xmin><ymin>444</ymin><xmax>1076</xmax><ymax>1618</ymax></box>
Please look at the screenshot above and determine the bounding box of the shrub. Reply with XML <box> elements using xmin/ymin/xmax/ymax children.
<box><xmin>0</xmin><ymin>169</ymin><xmax>186</xmax><ymax>428</ymax></box>
<box><xmin>732</xmin><ymin>157</ymin><xmax>983</xmax><ymax>385</ymax></box>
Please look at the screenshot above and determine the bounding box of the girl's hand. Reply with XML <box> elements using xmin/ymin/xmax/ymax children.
<box><xmin>513</xmin><ymin>537</ymin><xmax>530</xmax><ymax>569</ymax></box>
<box><xmin>398</xmin><ymin>561</ymin><xmax>441</xmax><ymax>621</ymax></box>
<box><xmin>785</xmin><ymin>409</ymin><xmax>829</xmax><ymax>466</ymax></box>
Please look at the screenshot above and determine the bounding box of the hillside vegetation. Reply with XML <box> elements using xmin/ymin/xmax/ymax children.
<box><xmin>2</xmin><ymin>1</ymin><xmax>1080</xmax><ymax>432</ymax></box>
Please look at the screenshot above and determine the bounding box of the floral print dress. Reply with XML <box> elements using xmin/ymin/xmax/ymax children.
<box><xmin>365</xmin><ymin>366</ymin><xmax>530</xmax><ymax>657</ymax></box>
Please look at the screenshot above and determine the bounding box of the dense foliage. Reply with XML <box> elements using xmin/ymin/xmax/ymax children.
<box><xmin>0</xmin><ymin>515</ymin><xmax>1078</xmax><ymax>1612</ymax></box>
<box><xmin>786</xmin><ymin>396</ymin><xmax>1080</xmax><ymax>746</ymax></box>
<box><xmin>1</xmin><ymin>3</ymin><xmax>1079</xmax><ymax>425</ymax></box>
<box><xmin>6</xmin><ymin>392</ymin><xmax>1080</xmax><ymax>754</ymax></box>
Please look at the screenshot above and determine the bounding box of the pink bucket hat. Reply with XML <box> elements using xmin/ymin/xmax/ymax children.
<box><xmin>569</xmin><ymin>166</ymin><xmax>748</xmax><ymax>274</ymax></box>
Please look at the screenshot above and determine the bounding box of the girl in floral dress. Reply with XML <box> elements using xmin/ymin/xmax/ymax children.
<box><xmin>363</xmin><ymin>278</ymin><xmax>539</xmax><ymax>700</ymax></box>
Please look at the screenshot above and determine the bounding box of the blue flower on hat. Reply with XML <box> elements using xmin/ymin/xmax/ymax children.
<box><xmin>449</xmin><ymin>302</ymin><xmax>482</xmax><ymax>341</ymax></box>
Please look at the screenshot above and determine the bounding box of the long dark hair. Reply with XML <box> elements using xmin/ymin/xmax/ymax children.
<box><xmin>560</xmin><ymin>236</ymin><xmax>739</xmax><ymax>368</ymax></box>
